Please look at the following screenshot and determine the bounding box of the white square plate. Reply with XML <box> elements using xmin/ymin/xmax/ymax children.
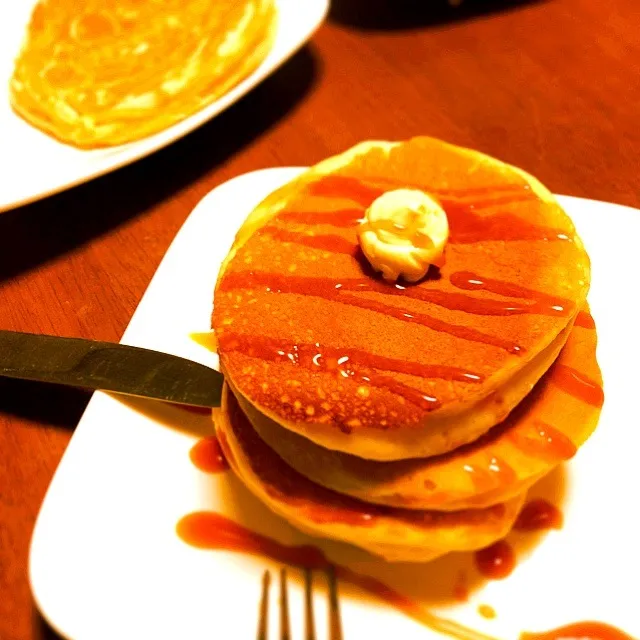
<box><xmin>29</xmin><ymin>168</ymin><xmax>640</xmax><ymax>639</ymax></box>
<box><xmin>0</xmin><ymin>1</ymin><xmax>328</xmax><ymax>213</ymax></box>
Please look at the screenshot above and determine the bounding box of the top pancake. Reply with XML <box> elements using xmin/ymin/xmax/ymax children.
<box><xmin>213</xmin><ymin>137</ymin><xmax>591</xmax><ymax>460</ymax></box>
<box><xmin>10</xmin><ymin>0</ymin><xmax>276</xmax><ymax>148</ymax></box>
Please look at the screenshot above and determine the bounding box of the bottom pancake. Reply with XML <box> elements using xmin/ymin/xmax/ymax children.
<box><xmin>215</xmin><ymin>385</ymin><xmax>526</xmax><ymax>562</ymax></box>
<box><xmin>231</xmin><ymin>308</ymin><xmax>602</xmax><ymax>511</ymax></box>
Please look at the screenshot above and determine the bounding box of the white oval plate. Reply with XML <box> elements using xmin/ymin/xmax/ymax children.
<box><xmin>0</xmin><ymin>0</ymin><xmax>328</xmax><ymax>213</ymax></box>
<box><xmin>29</xmin><ymin>168</ymin><xmax>640</xmax><ymax>639</ymax></box>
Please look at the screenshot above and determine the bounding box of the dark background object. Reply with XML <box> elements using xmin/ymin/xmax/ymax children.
<box><xmin>329</xmin><ymin>0</ymin><xmax>544</xmax><ymax>31</ymax></box>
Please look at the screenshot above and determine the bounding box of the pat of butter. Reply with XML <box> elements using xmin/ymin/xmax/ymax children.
<box><xmin>357</xmin><ymin>189</ymin><xmax>449</xmax><ymax>282</ymax></box>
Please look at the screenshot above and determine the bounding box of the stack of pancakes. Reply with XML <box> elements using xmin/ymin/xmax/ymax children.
<box><xmin>212</xmin><ymin>137</ymin><xmax>603</xmax><ymax>562</ymax></box>
<box><xmin>10</xmin><ymin>0</ymin><xmax>276</xmax><ymax>148</ymax></box>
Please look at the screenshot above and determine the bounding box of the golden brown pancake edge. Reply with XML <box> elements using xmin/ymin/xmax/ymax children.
<box><xmin>215</xmin><ymin>383</ymin><xmax>527</xmax><ymax>563</ymax></box>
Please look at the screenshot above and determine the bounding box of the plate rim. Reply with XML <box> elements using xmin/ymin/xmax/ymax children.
<box><xmin>0</xmin><ymin>0</ymin><xmax>329</xmax><ymax>213</ymax></box>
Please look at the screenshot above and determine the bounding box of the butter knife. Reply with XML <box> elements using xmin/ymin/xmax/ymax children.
<box><xmin>0</xmin><ymin>330</ymin><xmax>223</xmax><ymax>408</ymax></box>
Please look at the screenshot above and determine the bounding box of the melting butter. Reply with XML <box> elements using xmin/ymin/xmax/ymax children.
<box><xmin>357</xmin><ymin>189</ymin><xmax>449</xmax><ymax>282</ymax></box>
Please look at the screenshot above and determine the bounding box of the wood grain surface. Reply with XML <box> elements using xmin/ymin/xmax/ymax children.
<box><xmin>1</xmin><ymin>0</ymin><xmax>638</xmax><ymax>638</ymax></box>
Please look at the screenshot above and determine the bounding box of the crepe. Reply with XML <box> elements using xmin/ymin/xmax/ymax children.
<box><xmin>10</xmin><ymin>0</ymin><xmax>276</xmax><ymax>147</ymax></box>
<box><xmin>213</xmin><ymin>136</ymin><xmax>591</xmax><ymax>461</ymax></box>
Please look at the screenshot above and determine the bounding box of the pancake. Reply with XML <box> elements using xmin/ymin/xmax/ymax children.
<box><xmin>213</xmin><ymin>137</ymin><xmax>591</xmax><ymax>460</ymax></box>
<box><xmin>231</xmin><ymin>307</ymin><xmax>602</xmax><ymax>510</ymax></box>
<box><xmin>216</xmin><ymin>383</ymin><xmax>527</xmax><ymax>562</ymax></box>
<box><xmin>10</xmin><ymin>0</ymin><xmax>276</xmax><ymax>148</ymax></box>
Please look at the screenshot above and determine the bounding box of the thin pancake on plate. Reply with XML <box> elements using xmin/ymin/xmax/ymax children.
<box><xmin>10</xmin><ymin>0</ymin><xmax>276</xmax><ymax>147</ymax></box>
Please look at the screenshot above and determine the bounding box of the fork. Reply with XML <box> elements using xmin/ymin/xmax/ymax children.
<box><xmin>256</xmin><ymin>566</ymin><xmax>343</xmax><ymax>640</ymax></box>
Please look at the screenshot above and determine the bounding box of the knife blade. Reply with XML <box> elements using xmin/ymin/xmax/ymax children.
<box><xmin>0</xmin><ymin>330</ymin><xmax>223</xmax><ymax>408</ymax></box>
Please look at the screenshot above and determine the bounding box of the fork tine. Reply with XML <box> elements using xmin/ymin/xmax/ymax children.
<box><xmin>327</xmin><ymin>566</ymin><xmax>343</xmax><ymax>640</ymax></box>
<box><xmin>279</xmin><ymin>568</ymin><xmax>291</xmax><ymax>640</ymax></box>
<box><xmin>257</xmin><ymin>570</ymin><xmax>271</xmax><ymax>640</ymax></box>
<box><xmin>304</xmin><ymin>568</ymin><xmax>316</xmax><ymax>640</ymax></box>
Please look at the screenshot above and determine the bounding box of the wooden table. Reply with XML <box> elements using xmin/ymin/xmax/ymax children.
<box><xmin>1</xmin><ymin>1</ymin><xmax>637</xmax><ymax>637</ymax></box>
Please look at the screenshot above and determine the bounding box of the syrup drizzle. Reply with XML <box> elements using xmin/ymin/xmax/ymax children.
<box><xmin>189</xmin><ymin>330</ymin><xmax>218</xmax><ymax>351</ymax></box>
<box><xmin>322</xmin><ymin>297</ymin><xmax>517</xmax><ymax>341</ymax></box>
<box><xmin>474</xmin><ymin>540</ymin><xmax>516</xmax><ymax>580</ymax></box>
<box><xmin>550</xmin><ymin>365</ymin><xmax>604</xmax><ymax>408</ymax></box>
<box><xmin>444</xmin><ymin>204</ymin><xmax>569</xmax><ymax>244</ymax></box>
<box><xmin>462</xmin><ymin>457</ymin><xmax>517</xmax><ymax>493</ymax></box>
<box><xmin>217</xmin><ymin>332</ymin><xmax>484</xmax><ymax>411</ymax></box>
<box><xmin>265</xmin><ymin>207</ymin><xmax>567</xmax><ymax>250</ymax></box>
<box><xmin>357</xmin><ymin>174</ymin><xmax>538</xmax><ymax>200</ymax></box>
<box><xmin>259</xmin><ymin>226</ymin><xmax>358</xmax><ymax>256</ymax></box>
<box><xmin>300</xmin><ymin>175</ymin><xmax>570</xmax><ymax>244</ymax></box>
<box><xmin>219</xmin><ymin>332</ymin><xmax>480</xmax><ymax>382</ymax></box>
<box><xmin>450</xmin><ymin>272</ymin><xmax>573</xmax><ymax>317</ymax></box>
<box><xmin>514</xmin><ymin>499</ymin><xmax>563</xmax><ymax>531</ymax></box>
<box><xmin>178</xmin><ymin>512</ymin><xmax>633</xmax><ymax>640</ymax></box>
<box><xmin>178</xmin><ymin>512</ymin><xmax>632</xmax><ymax>640</ymax></box>
<box><xmin>520</xmin><ymin>623</ymin><xmax>636</xmax><ymax>640</ymax></box>
<box><xmin>306</xmin><ymin>174</ymin><xmax>538</xmax><ymax>205</ymax></box>
<box><xmin>219</xmin><ymin>272</ymin><xmax>523</xmax><ymax>354</ymax></box>
<box><xmin>453</xmin><ymin>571</ymin><xmax>470</xmax><ymax>602</ymax></box>
<box><xmin>276</xmin><ymin>207</ymin><xmax>364</xmax><ymax>227</ymax></box>
<box><xmin>306</xmin><ymin>175</ymin><xmax>386</xmax><ymax>206</ymax></box>
<box><xmin>222</xmin><ymin>271</ymin><xmax>568</xmax><ymax>318</ymax></box>
<box><xmin>478</xmin><ymin>604</ymin><xmax>497</xmax><ymax>620</ymax></box>
<box><xmin>507</xmin><ymin>421</ymin><xmax>577</xmax><ymax>462</ymax></box>
<box><xmin>189</xmin><ymin>437</ymin><xmax>229</xmax><ymax>473</ymax></box>
<box><xmin>177</xmin><ymin>511</ymin><xmax>498</xmax><ymax>640</ymax></box>
<box><xmin>276</xmin><ymin>191</ymin><xmax>539</xmax><ymax>230</ymax></box>
<box><xmin>575</xmin><ymin>309</ymin><xmax>596</xmax><ymax>329</ymax></box>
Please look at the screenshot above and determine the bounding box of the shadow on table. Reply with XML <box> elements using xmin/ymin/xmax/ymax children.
<box><xmin>33</xmin><ymin>610</ymin><xmax>64</xmax><ymax>640</ymax></box>
<box><xmin>329</xmin><ymin>0</ymin><xmax>546</xmax><ymax>31</ymax></box>
<box><xmin>0</xmin><ymin>45</ymin><xmax>321</xmax><ymax>285</ymax></box>
<box><xmin>0</xmin><ymin>377</ymin><xmax>90</xmax><ymax>430</ymax></box>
